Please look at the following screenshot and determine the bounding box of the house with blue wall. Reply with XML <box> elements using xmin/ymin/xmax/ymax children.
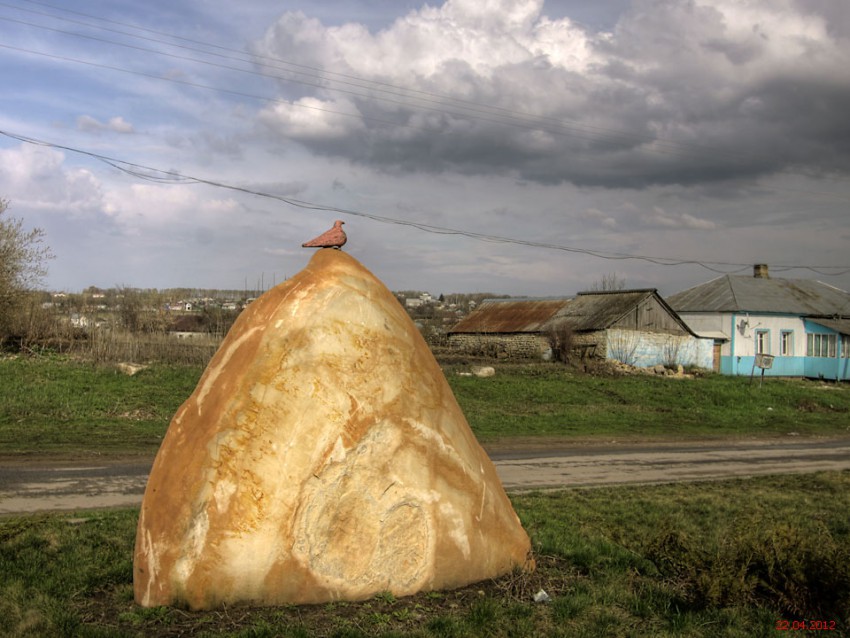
<box><xmin>668</xmin><ymin>265</ymin><xmax>850</xmax><ymax>380</ymax></box>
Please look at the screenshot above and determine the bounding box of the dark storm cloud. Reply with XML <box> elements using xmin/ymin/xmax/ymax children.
<box><xmin>252</xmin><ymin>0</ymin><xmax>850</xmax><ymax>189</ymax></box>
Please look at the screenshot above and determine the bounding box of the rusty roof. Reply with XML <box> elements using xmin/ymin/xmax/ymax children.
<box><xmin>448</xmin><ymin>289</ymin><xmax>687</xmax><ymax>334</ymax></box>
<box><xmin>448</xmin><ymin>298</ymin><xmax>570</xmax><ymax>333</ymax></box>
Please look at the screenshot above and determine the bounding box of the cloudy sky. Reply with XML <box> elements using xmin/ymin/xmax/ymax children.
<box><xmin>1</xmin><ymin>0</ymin><xmax>849</xmax><ymax>298</ymax></box>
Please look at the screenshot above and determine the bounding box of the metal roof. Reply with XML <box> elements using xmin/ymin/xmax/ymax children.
<box><xmin>448</xmin><ymin>289</ymin><xmax>688</xmax><ymax>334</ymax></box>
<box><xmin>668</xmin><ymin>275</ymin><xmax>850</xmax><ymax>315</ymax></box>
<box><xmin>550</xmin><ymin>289</ymin><xmax>658</xmax><ymax>331</ymax></box>
<box><xmin>449</xmin><ymin>298</ymin><xmax>569</xmax><ymax>333</ymax></box>
<box><xmin>807</xmin><ymin>317</ymin><xmax>850</xmax><ymax>336</ymax></box>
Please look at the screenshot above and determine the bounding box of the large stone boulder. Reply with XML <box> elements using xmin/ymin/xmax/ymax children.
<box><xmin>134</xmin><ymin>249</ymin><xmax>532</xmax><ymax>610</ymax></box>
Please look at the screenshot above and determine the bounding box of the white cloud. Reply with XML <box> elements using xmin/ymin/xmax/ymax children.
<box><xmin>582</xmin><ymin>208</ymin><xmax>618</xmax><ymax>229</ymax></box>
<box><xmin>103</xmin><ymin>183</ymin><xmax>242</xmax><ymax>230</ymax></box>
<box><xmin>250</xmin><ymin>0</ymin><xmax>850</xmax><ymax>187</ymax></box>
<box><xmin>0</xmin><ymin>144</ymin><xmax>104</xmax><ymax>216</ymax></box>
<box><xmin>77</xmin><ymin>115</ymin><xmax>136</xmax><ymax>134</ymax></box>
<box><xmin>258</xmin><ymin>97</ymin><xmax>365</xmax><ymax>141</ymax></box>
<box><xmin>3</xmin><ymin>0</ymin><xmax>849</xmax><ymax>296</ymax></box>
<box><xmin>642</xmin><ymin>206</ymin><xmax>716</xmax><ymax>230</ymax></box>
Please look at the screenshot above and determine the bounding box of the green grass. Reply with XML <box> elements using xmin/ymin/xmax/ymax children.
<box><xmin>1</xmin><ymin>472</ymin><xmax>848</xmax><ymax>636</ymax></box>
<box><xmin>447</xmin><ymin>364</ymin><xmax>850</xmax><ymax>440</ymax></box>
<box><xmin>0</xmin><ymin>355</ymin><xmax>200</xmax><ymax>456</ymax></box>
<box><xmin>1</xmin><ymin>357</ymin><xmax>849</xmax><ymax>457</ymax></box>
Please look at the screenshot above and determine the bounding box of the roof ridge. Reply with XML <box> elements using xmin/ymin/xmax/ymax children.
<box><xmin>726</xmin><ymin>275</ymin><xmax>741</xmax><ymax>310</ymax></box>
<box><xmin>576</xmin><ymin>288</ymin><xmax>657</xmax><ymax>296</ymax></box>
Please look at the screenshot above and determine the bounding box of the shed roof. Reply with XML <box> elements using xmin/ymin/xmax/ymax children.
<box><xmin>448</xmin><ymin>298</ymin><xmax>569</xmax><ymax>333</ymax></box>
<box><xmin>551</xmin><ymin>289</ymin><xmax>659</xmax><ymax>331</ymax></box>
<box><xmin>807</xmin><ymin>317</ymin><xmax>850</xmax><ymax>336</ymax></box>
<box><xmin>668</xmin><ymin>275</ymin><xmax>850</xmax><ymax>315</ymax></box>
<box><xmin>448</xmin><ymin>289</ymin><xmax>691</xmax><ymax>335</ymax></box>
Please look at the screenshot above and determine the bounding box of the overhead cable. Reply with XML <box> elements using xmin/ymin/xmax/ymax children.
<box><xmin>0</xmin><ymin>0</ymin><xmax>795</xmax><ymax>165</ymax></box>
<box><xmin>2</xmin><ymin>128</ymin><xmax>849</xmax><ymax>277</ymax></box>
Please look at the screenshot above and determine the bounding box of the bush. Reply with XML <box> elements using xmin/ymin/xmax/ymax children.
<box><xmin>0</xmin><ymin>293</ymin><xmax>82</xmax><ymax>354</ymax></box>
<box><xmin>644</xmin><ymin>521</ymin><xmax>850</xmax><ymax>620</ymax></box>
<box><xmin>0</xmin><ymin>200</ymin><xmax>53</xmax><ymax>340</ymax></box>
<box><xmin>547</xmin><ymin>322</ymin><xmax>574</xmax><ymax>363</ymax></box>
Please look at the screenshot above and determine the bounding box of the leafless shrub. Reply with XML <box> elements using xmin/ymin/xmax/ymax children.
<box><xmin>662</xmin><ymin>336</ymin><xmax>683</xmax><ymax>368</ymax></box>
<box><xmin>547</xmin><ymin>321</ymin><xmax>574</xmax><ymax>363</ymax></box>
<box><xmin>1</xmin><ymin>293</ymin><xmax>82</xmax><ymax>353</ymax></box>
<box><xmin>87</xmin><ymin>328</ymin><xmax>219</xmax><ymax>365</ymax></box>
<box><xmin>607</xmin><ymin>330</ymin><xmax>639</xmax><ymax>366</ymax></box>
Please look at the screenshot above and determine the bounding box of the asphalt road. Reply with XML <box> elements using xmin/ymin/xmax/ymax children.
<box><xmin>1</xmin><ymin>436</ymin><xmax>849</xmax><ymax>514</ymax></box>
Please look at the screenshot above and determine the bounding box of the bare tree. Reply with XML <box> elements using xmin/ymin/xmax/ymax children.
<box><xmin>0</xmin><ymin>200</ymin><xmax>53</xmax><ymax>338</ymax></box>
<box><xmin>590</xmin><ymin>272</ymin><xmax>626</xmax><ymax>291</ymax></box>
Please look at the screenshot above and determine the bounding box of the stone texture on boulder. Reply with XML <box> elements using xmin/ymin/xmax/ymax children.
<box><xmin>134</xmin><ymin>249</ymin><xmax>532</xmax><ymax>610</ymax></box>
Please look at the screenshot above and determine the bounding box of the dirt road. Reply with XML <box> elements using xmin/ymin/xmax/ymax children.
<box><xmin>2</xmin><ymin>436</ymin><xmax>849</xmax><ymax>514</ymax></box>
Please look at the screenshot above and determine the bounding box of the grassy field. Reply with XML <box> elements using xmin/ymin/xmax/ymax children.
<box><xmin>450</xmin><ymin>364</ymin><xmax>850</xmax><ymax>440</ymax></box>
<box><xmin>1</xmin><ymin>472</ymin><xmax>848</xmax><ymax>637</ymax></box>
<box><xmin>1</xmin><ymin>355</ymin><xmax>849</xmax><ymax>636</ymax></box>
<box><xmin>1</xmin><ymin>356</ymin><xmax>849</xmax><ymax>457</ymax></box>
<box><xmin>0</xmin><ymin>355</ymin><xmax>198</xmax><ymax>456</ymax></box>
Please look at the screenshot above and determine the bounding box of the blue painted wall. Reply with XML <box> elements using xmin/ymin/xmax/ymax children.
<box><xmin>722</xmin><ymin>329</ymin><xmax>849</xmax><ymax>380</ymax></box>
<box><xmin>721</xmin><ymin>355</ymin><xmax>806</xmax><ymax>377</ymax></box>
<box><xmin>803</xmin><ymin>321</ymin><xmax>850</xmax><ymax>381</ymax></box>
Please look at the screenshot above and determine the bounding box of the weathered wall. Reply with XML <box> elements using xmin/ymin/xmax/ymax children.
<box><xmin>447</xmin><ymin>329</ymin><xmax>711</xmax><ymax>369</ymax></box>
<box><xmin>566</xmin><ymin>333</ymin><xmax>606</xmax><ymax>360</ymax></box>
<box><xmin>605</xmin><ymin>329</ymin><xmax>713</xmax><ymax>369</ymax></box>
<box><xmin>611</xmin><ymin>297</ymin><xmax>690</xmax><ymax>334</ymax></box>
<box><xmin>446</xmin><ymin>332</ymin><xmax>550</xmax><ymax>358</ymax></box>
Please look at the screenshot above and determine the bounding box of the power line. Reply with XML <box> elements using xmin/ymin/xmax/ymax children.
<box><xmin>4</xmin><ymin>0</ymin><xmax>850</xmax><ymax>211</ymax></box>
<box><xmin>0</xmin><ymin>0</ymin><xmax>796</xmax><ymax>166</ymax></box>
<box><xmin>4</xmin><ymin>0</ymin><xmax>850</xmax><ymax>206</ymax></box>
<box><xmin>0</xmin><ymin>42</ymin><xmax>404</xmax><ymax>128</ymax></box>
<box><xmin>6</xmin><ymin>0</ymin><xmax>683</xmax><ymax>151</ymax></box>
<box><xmin>0</xmin><ymin>11</ymin><xmax>713</xmax><ymax>161</ymax></box>
<box><xmin>3</xmin><ymin>127</ymin><xmax>849</xmax><ymax>277</ymax></box>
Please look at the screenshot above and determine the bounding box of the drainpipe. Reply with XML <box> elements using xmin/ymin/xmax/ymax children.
<box><xmin>730</xmin><ymin>313</ymin><xmax>736</xmax><ymax>375</ymax></box>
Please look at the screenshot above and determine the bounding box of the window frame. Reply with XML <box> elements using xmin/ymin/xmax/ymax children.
<box><xmin>755</xmin><ymin>329</ymin><xmax>770</xmax><ymax>355</ymax></box>
<box><xmin>807</xmin><ymin>333</ymin><xmax>837</xmax><ymax>358</ymax></box>
<box><xmin>780</xmin><ymin>330</ymin><xmax>793</xmax><ymax>357</ymax></box>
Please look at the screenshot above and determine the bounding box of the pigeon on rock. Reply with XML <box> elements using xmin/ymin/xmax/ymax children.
<box><xmin>302</xmin><ymin>220</ymin><xmax>346</xmax><ymax>249</ymax></box>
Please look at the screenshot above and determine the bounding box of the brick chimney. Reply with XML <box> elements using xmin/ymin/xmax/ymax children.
<box><xmin>753</xmin><ymin>264</ymin><xmax>769</xmax><ymax>279</ymax></box>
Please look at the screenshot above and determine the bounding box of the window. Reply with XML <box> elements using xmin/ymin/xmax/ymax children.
<box><xmin>807</xmin><ymin>333</ymin><xmax>836</xmax><ymax>358</ymax></box>
<box><xmin>842</xmin><ymin>338</ymin><xmax>850</xmax><ymax>359</ymax></box>
<box><xmin>780</xmin><ymin>331</ymin><xmax>793</xmax><ymax>356</ymax></box>
<box><xmin>755</xmin><ymin>329</ymin><xmax>770</xmax><ymax>355</ymax></box>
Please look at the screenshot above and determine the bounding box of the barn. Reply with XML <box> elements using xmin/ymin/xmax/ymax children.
<box><xmin>447</xmin><ymin>289</ymin><xmax>714</xmax><ymax>369</ymax></box>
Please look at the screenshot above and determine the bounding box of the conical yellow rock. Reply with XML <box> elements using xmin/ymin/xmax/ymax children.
<box><xmin>134</xmin><ymin>249</ymin><xmax>532</xmax><ymax>610</ymax></box>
